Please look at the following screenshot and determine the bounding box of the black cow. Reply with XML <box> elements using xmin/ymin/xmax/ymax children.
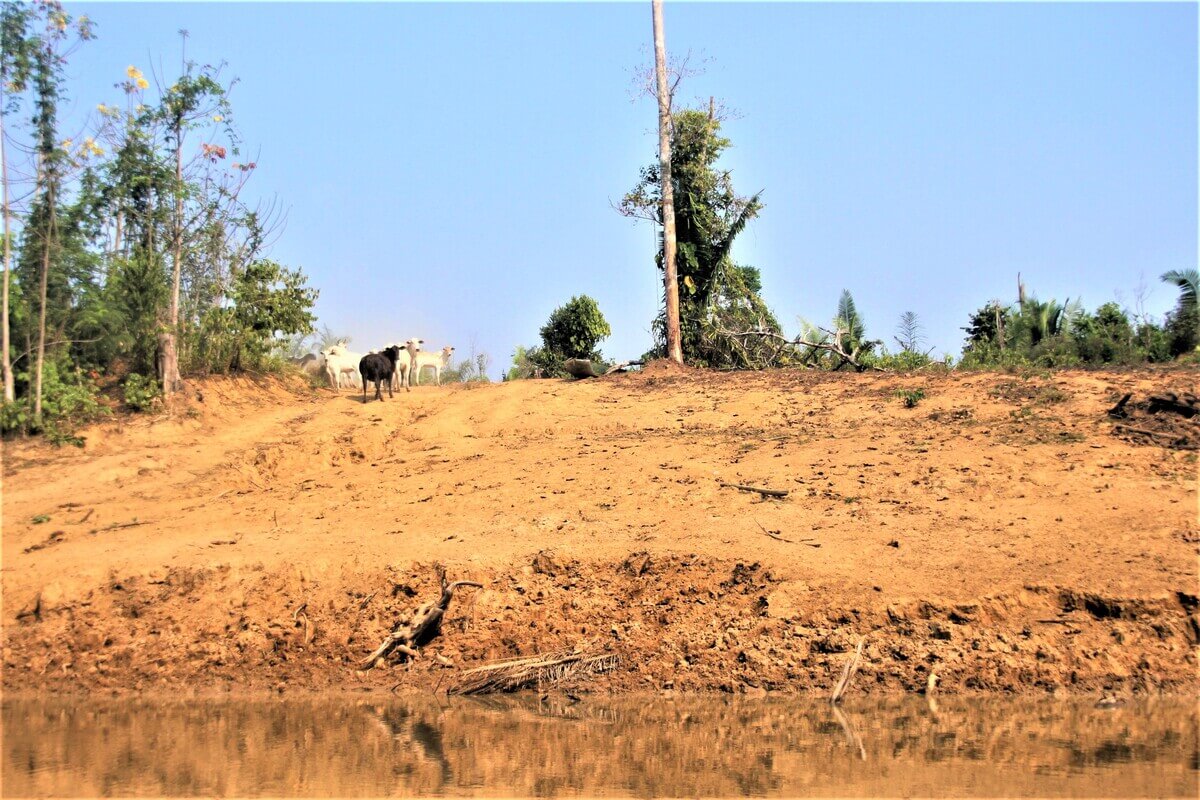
<box><xmin>359</xmin><ymin>345</ymin><xmax>401</xmax><ymax>402</ymax></box>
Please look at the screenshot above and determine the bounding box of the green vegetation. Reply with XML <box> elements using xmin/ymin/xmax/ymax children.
<box><xmin>959</xmin><ymin>276</ymin><xmax>1196</xmax><ymax>369</ymax></box>
<box><xmin>895</xmin><ymin>388</ymin><xmax>926</xmax><ymax>408</ymax></box>
<box><xmin>515</xmin><ymin>295</ymin><xmax>611</xmax><ymax>378</ymax></box>
<box><xmin>0</xmin><ymin>2</ymin><xmax>316</xmax><ymax>443</ymax></box>
<box><xmin>121</xmin><ymin>373</ymin><xmax>160</xmax><ymax>412</ymax></box>
<box><xmin>620</xmin><ymin>108</ymin><xmax>777</xmax><ymax>368</ymax></box>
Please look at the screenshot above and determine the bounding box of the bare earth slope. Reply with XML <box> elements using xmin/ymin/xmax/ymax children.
<box><xmin>2</xmin><ymin>367</ymin><xmax>1197</xmax><ymax>695</ymax></box>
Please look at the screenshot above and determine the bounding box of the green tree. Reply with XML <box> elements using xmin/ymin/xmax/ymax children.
<box><xmin>621</xmin><ymin>107</ymin><xmax>774</xmax><ymax>366</ymax></box>
<box><xmin>539</xmin><ymin>295</ymin><xmax>611</xmax><ymax>360</ymax></box>
<box><xmin>214</xmin><ymin>258</ymin><xmax>317</xmax><ymax>372</ymax></box>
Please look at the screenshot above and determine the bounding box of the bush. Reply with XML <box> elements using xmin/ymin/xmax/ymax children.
<box><xmin>510</xmin><ymin>296</ymin><xmax>612</xmax><ymax>379</ymax></box>
<box><xmin>122</xmin><ymin>373</ymin><xmax>162</xmax><ymax>412</ymax></box>
<box><xmin>539</xmin><ymin>296</ymin><xmax>611</xmax><ymax>361</ymax></box>
<box><xmin>1</xmin><ymin>360</ymin><xmax>108</xmax><ymax>446</ymax></box>
<box><xmin>895</xmin><ymin>388</ymin><xmax>926</xmax><ymax>408</ymax></box>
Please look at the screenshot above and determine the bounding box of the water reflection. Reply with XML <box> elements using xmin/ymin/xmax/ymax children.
<box><xmin>3</xmin><ymin>695</ymin><xmax>1196</xmax><ymax>797</ymax></box>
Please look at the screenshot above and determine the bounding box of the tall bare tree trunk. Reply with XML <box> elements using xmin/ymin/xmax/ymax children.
<box><xmin>1</xmin><ymin>108</ymin><xmax>14</xmax><ymax>402</ymax></box>
<box><xmin>160</xmin><ymin>126</ymin><xmax>184</xmax><ymax>396</ymax></box>
<box><xmin>652</xmin><ymin>0</ymin><xmax>683</xmax><ymax>364</ymax></box>
<box><xmin>32</xmin><ymin>180</ymin><xmax>53</xmax><ymax>425</ymax></box>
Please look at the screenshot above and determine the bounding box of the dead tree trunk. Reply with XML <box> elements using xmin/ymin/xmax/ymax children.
<box><xmin>652</xmin><ymin>0</ymin><xmax>683</xmax><ymax>364</ymax></box>
<box><xmin>360</xmin><ymin>578</ymin><xmax>483</xmax><ymax>670</ymax></box>
<box><xmin>162</xmin><ymin>124</ymin><xmax>185</xmax><ymax>397</ymax></box>
<box><xmin>1</xmin><ymin>107</ymin><xmax>14</xmax><ymax>403</ymax></box>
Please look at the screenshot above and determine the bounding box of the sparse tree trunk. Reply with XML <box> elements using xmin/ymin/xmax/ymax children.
<box><xmin>162</xmin><ymin>123</ymin><xmax>184</xmax><ymax>396</ymax></box>
<box><xmin>1</xmin><ymin>108</ymin><xmax>14</xmax><ymax>403</ymax></box>
<box><xmin>652</xmin><ymin>0</ymin><xmax>683</xmax><ymax>364</ymax></box>
<box><xmin>32</xmin><ymin>181</ymin><xmax>54</xmax><ymax>425</ymax></box>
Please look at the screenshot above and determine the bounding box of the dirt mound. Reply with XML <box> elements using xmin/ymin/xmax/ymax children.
<box><xmin>3</xmin><ymin>368</ymin><xmax>1197</xmax><ymax>696</ymax></box>
<box><xmin>636</xmin><ymin>358</ymin><xmax>696</xmax><ymax>377</ymax></box>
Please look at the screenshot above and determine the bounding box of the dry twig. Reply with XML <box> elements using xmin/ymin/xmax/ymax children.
<box><xmin>830</xmin><ymin>636</ymin><xmax>865</xmax><ymax>704</ymax></box>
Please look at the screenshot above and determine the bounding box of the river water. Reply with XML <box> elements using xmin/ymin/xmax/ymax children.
<box><xmin>3</xmin><ymin>695</ymin><xmax>1196</xmax><ymax>797</ymax></box>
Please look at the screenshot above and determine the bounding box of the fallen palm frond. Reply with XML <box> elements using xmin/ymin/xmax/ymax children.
<box><xmin>449</xmin><ymin>649</ymin><xmax>619</xmax><ymax>695</ymax></box>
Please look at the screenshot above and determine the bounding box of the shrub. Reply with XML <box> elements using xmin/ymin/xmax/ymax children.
<box><xmin>122</xmin><ymin>373</ymin><xmax>162</xmax><ymax>412</ymax></box>
<box><xmin>540</xmin><ymin>295</ymin><xmax>611</xmax><ymax>360</ymax></box>
<box><xmin>895</xmin><ymin>388</ymin><xmax>926</xmax><ymax>408</ymax></box>
<box><xmin>1</xmin><ymin>360</ymin><xmax>108</xmax><ymax>446</ymax></box>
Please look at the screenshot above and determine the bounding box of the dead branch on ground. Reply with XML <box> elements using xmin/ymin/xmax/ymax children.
<box><xmin>714</xmin><ymin>324</ymin><xmax>885</xmax><ymax>372</ymax></box>
<box><xmin>359</xmin><ymin>574</ymin><xmax>483</xmax><ymax>670</ymax></box>
<box><xmin>89</xmin><ymin>519</ymin><xmax>151</xmax><ymax>535</ymax></box>
<box><xmin>721</xmin><ymin>482</ymin><xmax>789</xmax><ymax>499</ymax></box>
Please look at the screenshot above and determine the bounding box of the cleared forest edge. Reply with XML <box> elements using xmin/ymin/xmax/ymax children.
<box><xmin>2</xmin><ymin>367</ymin><xmax>1197</xmax><ymax>695</ymax></box>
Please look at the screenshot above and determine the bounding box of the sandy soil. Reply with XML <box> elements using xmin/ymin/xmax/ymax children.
<box><xmin>2</xmin><ymin>365</ymin><xmax>1197</xmax><ymax>696</ymax></box>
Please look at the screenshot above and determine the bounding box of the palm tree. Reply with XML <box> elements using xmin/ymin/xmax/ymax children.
<box><xmin>1019</xmin><ymin>298</ymin><xmax>1066</xmax><ymax>346</ymax></box>
<box><xmin>1161</xmin><ymin>269</ymin><xmax>1199</xmax><ymax>355</ymax></box>
<box><xmin>1160</xmin><ymin>269</ymin><xmax>1198</xmax><ymax>313</ymax></box>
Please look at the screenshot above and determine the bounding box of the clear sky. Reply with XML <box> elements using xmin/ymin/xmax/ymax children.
<box><xmin>57</xmin><ymin>2</ymin><xmax>1198</xmax><ymax>372</ymax></box>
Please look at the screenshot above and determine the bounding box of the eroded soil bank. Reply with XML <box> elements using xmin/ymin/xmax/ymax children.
<box><xmin>3</xmin><ymin>366</ymin><xmax>1197</xmax><ymax>695</ymax></box>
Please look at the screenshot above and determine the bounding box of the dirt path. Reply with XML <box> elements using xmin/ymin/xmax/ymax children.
<box><xmin>2</xmin><ymin>366</ymin><xmax>1197</xmax><ymax>695</ymax></box>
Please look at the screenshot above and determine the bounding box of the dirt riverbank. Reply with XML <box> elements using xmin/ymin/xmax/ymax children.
<box><xmin>2</xmin><ymin>366</ymin><xmax>1197</xmax><ymax>696</ymax></box>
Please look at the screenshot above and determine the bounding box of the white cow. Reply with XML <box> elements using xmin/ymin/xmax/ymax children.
<box><xmin>386</xmin><ymin>339</ymin><xmax>421</xmax><ymax>391</ymax></box>
<box><xmin>412</xmin><ymin>345</ymin><xmax>455</xmax><ymax>386</ymax></box>
<box><xmin>321</xmin><ymin>344</ymin><xmax>363</xmax><ymax>390</ymax></box>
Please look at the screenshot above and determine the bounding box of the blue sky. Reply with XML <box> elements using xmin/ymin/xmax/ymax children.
<box><xmin>56</xmin><ymin>2</ymin><xmax>1198</xmax><ymax>371</ymax></box>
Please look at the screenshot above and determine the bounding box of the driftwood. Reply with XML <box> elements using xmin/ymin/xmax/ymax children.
<box><xmin>450</xmin><ymin>649</ymin><xmax>619</xmax><ymax>695</ymax></box>
<box><xmin>830</xmin><ymin>637</ymin><xmax>865</xmax><ymax>705</ymax></box>
<box><xmin>721</xmin><ymin>482</ymin><xmax>789</xmax><ymax>499</ymax></box>
<box><xmin>360</xmin><ymin>576</ymin><xmax>483</xmax><ymax>670</ymax></box>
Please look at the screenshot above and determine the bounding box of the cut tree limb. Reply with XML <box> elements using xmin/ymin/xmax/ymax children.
<box><xmin>359</xmin><ymin>576</ymin><xmax>483</xmax><ymax>670</ymax></box>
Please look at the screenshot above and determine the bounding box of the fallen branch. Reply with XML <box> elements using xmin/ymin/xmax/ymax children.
<box><xmin>450</xmin><ymin>649</ymin><xmax>619</xmax><ymax>695</ymax></box>
<box><xmin>1112</xmin><ymin>424</ymin><xmax>1196</xmax><ymax>449</ymax></box>
<box><xmin>830</xmin><ymin>636</ymin><xmax>865</xmax><ymax>705</ymax></box>
<box><xmin>89</xmin><ymin>519</ymin><xmax>151</xmax><ymax>535</ymax></box>
<box><xmin>721</xmin><ymin>482</ymin><xmax>789</xmax><ymax>499</ymax></box>
<box><xmin>754</xmin><ymin>520</ymin><xmax>794</xmax><ymax>543</ymax></box>
<box><xmin>714</xmin><ymin>325</ymin><xmax>885</xmax><ymax>372</ymax></box>
<box><xmin>360</xmin><ymin>574</ymin><xmax>483</xmax><ymax>670</ymax></box>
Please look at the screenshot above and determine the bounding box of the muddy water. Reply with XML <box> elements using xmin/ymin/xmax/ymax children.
<box><xmin>3</xmin><ymin>695</ymin><xmax>1196</xmax><ymax>797</ymax></box>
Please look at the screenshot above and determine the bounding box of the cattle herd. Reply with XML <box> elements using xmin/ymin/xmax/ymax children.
<box><xmin>291</xmin><ymin>339</ymin><xmax>457</xmax><ymax>402</ymax></box>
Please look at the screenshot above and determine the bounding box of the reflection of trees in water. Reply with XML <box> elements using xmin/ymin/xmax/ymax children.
<box><xmin>3</xmin><ymin>696</ymin><xmax>1195</xmax><ymax>797</ymax></box>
